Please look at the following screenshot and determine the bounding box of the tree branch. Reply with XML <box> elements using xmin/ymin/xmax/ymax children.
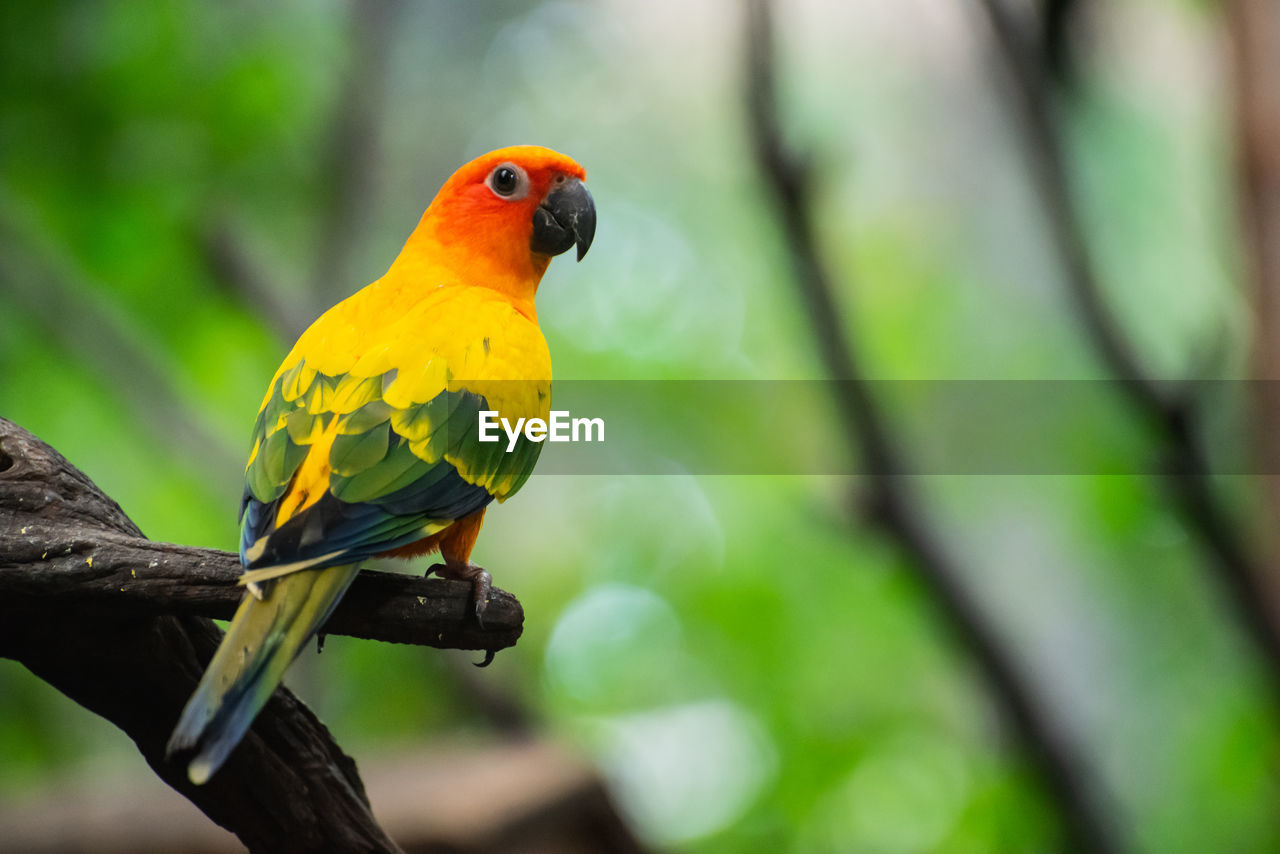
<box><xmin>1042</xmin><ymin>0</ymin><xmax>1085</xmax><ymax>86</ymax></box>
<box><xmin>971</xmin><ymin>0</ymin><xmax>1280</xmax><ymax>694</ymax></box>
<box><xmin>0</xmin><ymin>416</ymin><xmax>524</xmax><ymax>852</ymax></box>
<box><xmin>973</xmin><ymin>0</ymin><xmax>1161</xmax><ymax>407</ymax></box>
<box><xmin>0</xmin><ymin>418</ymin><xmax>522</xmax><ymax>652</ymax></box>
<box><xmin>743</xmin><ymin>3</ymin><xmax>1120</xmax><ymax>852</ymax></box>
<box><xmin>1229</xmin><ymin>0</ymin><xmax>1280</xmax><ymax>636</ymax></box>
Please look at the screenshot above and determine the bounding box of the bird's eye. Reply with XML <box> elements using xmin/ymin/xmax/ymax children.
<box><xmin>489</xmin><ymin>165</ymin><xmax>521</xmax><ymax>197</ymax></box>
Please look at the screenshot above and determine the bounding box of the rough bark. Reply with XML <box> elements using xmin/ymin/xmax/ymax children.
<box><xmin>0</xmin><ymin>417</ymin><xmax>525</xmax><ymax>853</ymax></box>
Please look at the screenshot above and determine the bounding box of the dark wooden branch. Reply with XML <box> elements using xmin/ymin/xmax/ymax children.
<box><xmin>0</xmin><ymin>417</ymin><xmax>524</xmax><ymax>852</ymax></box>
<box><xmin>743</xmin><ymin>3</ymin><xmax>1121</xmax><ymax>852</ymax></box>
<box><xmin>0</xmin><ymin>420</ymin><xmax>522</xmax><ymax>651</ymax></box>
<box><xmin>972</xmin><ymin>0</ymin><xmax>1280</xmax><ymax>696</ymax></box>
<box><xmin>3</xmin><ymin>527</ymin><xmax>521</xmax><ymax>652</ymax></box>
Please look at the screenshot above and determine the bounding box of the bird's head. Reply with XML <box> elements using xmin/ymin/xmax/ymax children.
<box><xmin>397</xmin><ymin>145</ymin><xmax>596</xmax><ymax>307</ymax></box>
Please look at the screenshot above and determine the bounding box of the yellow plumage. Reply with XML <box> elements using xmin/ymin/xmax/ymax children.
<box><xmin>167</xmin><ymin>145</ymin><xmax>594</xmax><ymax>784</ymax></box>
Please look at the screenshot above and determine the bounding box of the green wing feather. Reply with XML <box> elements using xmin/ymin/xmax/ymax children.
<box><xmin>171</xmin><ymin>292</ymin><xmax>552</xmax><ymax>785</ymax></box>
<box><xmin>240</xmin><ymin>356</ymin><xmax>549</xmax><ymax>571</ymax></box>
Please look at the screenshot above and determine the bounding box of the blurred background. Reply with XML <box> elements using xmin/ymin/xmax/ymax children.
<box><xmin>3</xmin><ymin>0</ymin><xmax>1280</xmax><ymax>851</ymax></box>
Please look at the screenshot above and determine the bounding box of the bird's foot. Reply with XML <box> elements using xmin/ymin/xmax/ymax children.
<box><xmin>427</xmin><ymin>561</ymin><xmax>493</xmax><ymax>629</ymax></box>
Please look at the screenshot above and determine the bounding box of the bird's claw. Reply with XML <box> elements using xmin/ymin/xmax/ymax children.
<box><xmin>429</xmin><ymin>562</ymin><xmax>492</xmax><ymax>629</ymax></box>
<box><xmin>474</xmin><ymin>649</ymin><xmax>497</xmax><ymax>668</ymax></box>
<box><xmin>472</xmin><ymin>569</ymin><xmax>492</xmax><ymax>630</ymax></box>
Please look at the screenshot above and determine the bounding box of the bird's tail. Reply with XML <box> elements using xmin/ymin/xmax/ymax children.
<box><xmin>165</xmin><ymin>563</ymin><xmax>361</xmax><ymax>784</ymax></box>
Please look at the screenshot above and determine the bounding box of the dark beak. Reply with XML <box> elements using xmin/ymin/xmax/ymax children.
<box><xmin>531</xmin><ymin>177</ymin><xmax>596</xmax><ymax>262</ymax></box>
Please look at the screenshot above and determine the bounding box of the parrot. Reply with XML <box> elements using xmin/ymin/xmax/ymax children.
<box><xmin>165</xmin><ymin>145</ymin><xmax>595</xmax><ymax>785</ymax></box>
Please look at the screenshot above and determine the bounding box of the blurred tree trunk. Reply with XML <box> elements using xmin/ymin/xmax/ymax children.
<box><xmin>1230</xmin><ymin>0</ymin><xmax>1280</xmax><ymax>620</ymax></box>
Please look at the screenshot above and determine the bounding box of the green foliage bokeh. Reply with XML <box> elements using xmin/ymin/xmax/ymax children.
<box><xmin>1</xmin><ymin>2</ymin><xmax>1278</xmax><ymax>852</ymax></box>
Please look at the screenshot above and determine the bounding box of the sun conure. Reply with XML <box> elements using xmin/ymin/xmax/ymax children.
<box><xmin>166</xmin><ymin>146</ymin><xmax>595</xmax><ymax>785</ymax></box>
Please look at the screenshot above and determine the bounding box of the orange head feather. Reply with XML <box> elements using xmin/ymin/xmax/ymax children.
<box><xmin>391</xmin><ymin>146</ymin><xmax>594</xmax><ymax>311</ymax></box>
